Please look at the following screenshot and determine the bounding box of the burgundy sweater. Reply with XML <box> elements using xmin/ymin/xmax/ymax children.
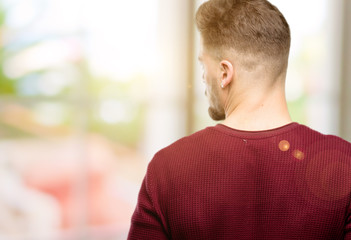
<box><xmin>128</xmin><ymin>123</ymin><xmax>351</xmax><ymax>239</ymax></box>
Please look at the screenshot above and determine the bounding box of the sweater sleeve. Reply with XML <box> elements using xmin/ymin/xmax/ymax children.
<box><xmin>127</xmin><ymin>167</ymin><xmax>169</xmax><ymax>240</ymax></box>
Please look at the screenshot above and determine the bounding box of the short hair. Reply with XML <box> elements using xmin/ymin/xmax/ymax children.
<box><xmin>196</xmin><ymin>0</ymin><xmax>291</xmax><ymax>67</ymax></box>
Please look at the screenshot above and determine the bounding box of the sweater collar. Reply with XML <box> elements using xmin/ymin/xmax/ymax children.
<box><xmin>214</xmin><ymin>122</ymin><xmax>300</xmax><ymax>139</ymax></box>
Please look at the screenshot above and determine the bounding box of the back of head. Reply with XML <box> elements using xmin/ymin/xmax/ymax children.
<box><xmin>196</xmin><ymin>0</ymin><xmax>291</xmax><ymax>75</ymax></box>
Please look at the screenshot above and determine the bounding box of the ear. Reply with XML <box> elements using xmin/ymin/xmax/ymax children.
<box><xmin>219</xmin><ymin>60</ymin><xmax>234</xmax><ymax>89</ymax></box>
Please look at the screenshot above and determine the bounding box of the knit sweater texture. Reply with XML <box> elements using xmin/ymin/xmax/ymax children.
<box><xmin>128</xmin><ymin>122</ymin><xmax>351</xmax><ymax>239</ymax></box>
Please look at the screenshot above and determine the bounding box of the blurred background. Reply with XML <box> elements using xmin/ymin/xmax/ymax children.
<box><xmin>0</xmin><ymin>0</ymin><xmax>350</xmax><ymax>239</ymax></box>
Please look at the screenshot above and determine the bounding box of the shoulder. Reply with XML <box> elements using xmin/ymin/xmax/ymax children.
<box><xmin>152</xmin><ymin>126</ymin><xmax>217</xmax><ymax>160</ymax></box>
<box><xmin>296</xmin><ymin>124</ymin><xmax>351</xmax><ymax>150</ymax></box>
<box><xmin>292</xmin><ymin>124</ymin><xmax>351</xmax><ymax>170</ymax></box>
<box><xmin>147</xmin><ymin>126</ymin><xmax>222</xmax><ymax>172</ymax></box>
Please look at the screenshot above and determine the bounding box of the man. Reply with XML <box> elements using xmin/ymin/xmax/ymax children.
<box><xmin>128</xmin><ymin>0</ymin><xmax>351</xmax><ymax>239</ymax></box>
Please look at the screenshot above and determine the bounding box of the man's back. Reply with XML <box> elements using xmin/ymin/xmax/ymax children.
<box><xmin>128</xmin><ymin>123</ymin><xmax>351</xmax><ymax>239</ymax></box>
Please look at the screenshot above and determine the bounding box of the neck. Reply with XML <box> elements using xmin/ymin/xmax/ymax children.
<box><xmin>222</xmin><ymin>84</ymin><xmax>292</xmax><ymax>131</ymax></box>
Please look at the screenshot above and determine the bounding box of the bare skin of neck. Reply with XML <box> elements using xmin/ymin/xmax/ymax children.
<box><xmin>221</xmin><ymin>80</ymin><xmax>292</xmax><ymax>131</ymax></box>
